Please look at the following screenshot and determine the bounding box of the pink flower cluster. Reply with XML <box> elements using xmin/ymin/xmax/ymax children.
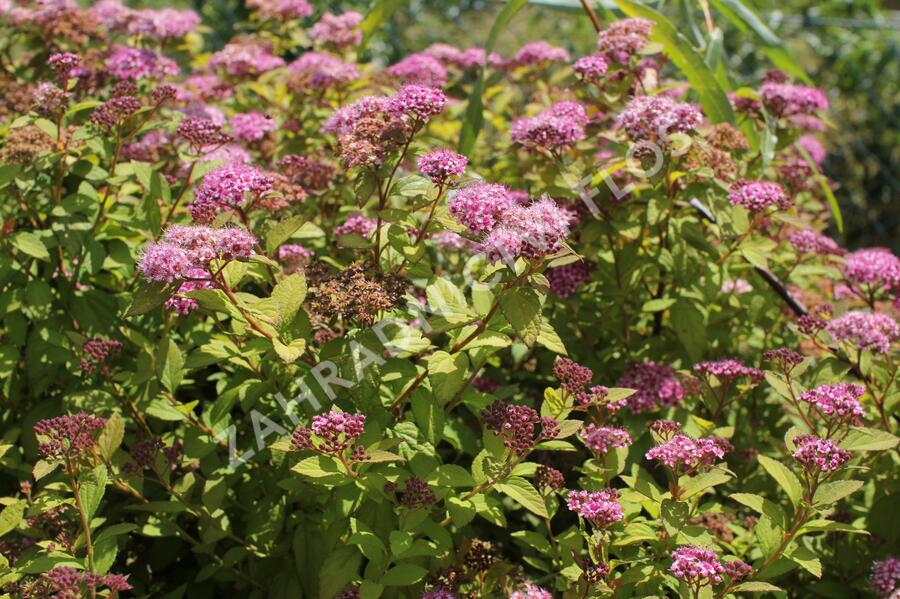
<box><xmin>189</xmin><ymin>162</ymin><xmax>274</xmax><ymax>223</ymax></box>
<box><xmin>333</xmin><ymin>213</ymin><xmax>377</xmax><ymax>238</ymax></box>
<box><xmin>387</xmin><ymin>53</ymin><xmax>448</xmax><ymax>88</ymax></box>
<box><xmin>692</xmin><ymin>359</ymin><xmax>763</xmax><ymax>385</ymax></box>
<box><xmin>509</xmin><ymin>583</ymin><xmax>553</xmax><ymax>599</ymax></box>
<box><xmin>177</xmin><ymin>117</ymin><xmax>231</xmax><ymax>151</ymax></box>
<box><xmin>420</xmin><ymin>588</ymin><xmax>455</xmax><ymax>599</ymax></box>
<box><xmin>138</xmin><ymin>225</ymin><xmax>256</xmax><ymax>282</ymax></box>
<box><xmin>482</xmin><ymin>400</ymin><xmax>558</xmax><ymax>455</ymax></box>
<box><xmin>449</xmin><ymin>183</ymin><xmax>516</xmax><ymax>233</ymax></box>
<box><xmin>596</xmin><ymin>18</ymin><xmax>654</xmax><ymax>63</ymax></box>
<box><xmin>728</xmin><ymin>179</ymin><xmax>791</xmax><ymax>212</ymax></box>
<box><xmin>617</xmin><ymin>95</ymin><xmax>702</xmax><ymax>142</ymax></box>
<box><xmin>547</xmin><ymin>260</ymin><xmax>594</xmax><ymax>298</ymax></box>
<box><xmin>208</xmin><ymin>42</ymin><xmax>285</xmax><ymax>77</ymax></box>
<box><xmin>843</xmin><ymin>247</ymin><xmax>900</xmax><ymax>289</ymax></box>
<box><xmin>573</xmin><ymin>54</ymin><xmax>609</xmax><ymax>80</ymax></box>
<box><xmin>567</xmin><ymin>489</ymin><xmax>623</xmax><ymax>527</ymax></box>
<box><xmin>792</xmin><ymin>434</ymin><xmax>851</xmax><ymax>473</ymax></box>
<box><xmin>33</xmin><ymin>413</ymin><xmax>107</xmax><ymax>462</ymax></box>
<box><xmin>760</xmin><ymin>82</ymin><xmax>829</xmax><ymax>116</ymax></box>
<box><xmin>229</xmin><ymin>111</ymin><xmax>276</xmax><ymax>142</ymax></box>
<box><xmin>579</xmin><ymin>425</ymin><xmax>632</xmax><ymax>455</ymax></box>
<box><xmin>481</xmin><ymin>198</ymin><xmax>572</xmax><ymax>264</ymax></box>
<box><xmin>107</xmin><ymin>45</ymin><xmax>178</xmax><ymax>80</ymax></box>
<box><xmin>799</xmin><ymin>383</ymin><xmax>865</xmax><ymax>424</ymax></box>
<box><xmin>27</xmin><ymin>566</ymin><xmax>131</xmax><ymax>597</ymax></box>
<box><xmin>645</xmin><ymin>434</ymin><xmax>729</xmax><ymax>473</ymax></box>
<box><xmin>424</xmin><ymin>44</ymin><xmax>500</xmax><ymax>70</ymax></box>
<box><xmin>387</xmin><ymin>84</ymin><xmax>448</xmax><ymax>122</ymax></box>
<box><xmin>789</xmin><ymin>230</ymin><xmax>843</xmax><ymax>256</ymax></box>
<box><xmin>246</xmin><ymin>0</ymin><xmax>313</xmax><ymax>20</ymax></box>
<box><xmin>126</xmin><ymin>8</ymin><xmax>200</xmax><ymax>38</ymax></box>
<box><xmin>90</xmin><ymin>95</ymin><xmax>141</xmax><ymax>133</ymax></box>
<box><xmin>48</xmin><ymin>52</ymin><xmax>80</xmax><ymax>80</ymax></box>
<box><xmin>511</xmin><ymin>100</ymin><xmax>588</xmax><ymax>151</ymax></box>
<box><xmin>277</xmin><ymin>243</ymin><xmax>313</xmax><ymax>274</ymax></box>
<box><xmin>289</xmin><ymin>52</ymin><xmax>360</xmax><ymax>90</ymax></box>
<box><xmin>534</xmin><ymin>465</ymin><xmax>565</xmax><ymax>493</ymax></box>
<box><xmin>871</xmin><ymin>557</ymin><xmax>900</xmax><ymax>598</ymax></box>
<box><xmin>417</xmin><ymin>149</ymin><xmax>468</xmax><ymax>186</ymax></box>
<box><xmin>165</xmin><ymin>268</ymin><xmax>214</xmax><ymax>315</ymax></box>
<box><xmin>825</xmin><ymin>311</ymin><xmax>899</xmax><ymax>353</ymax></box>
<box><xmin>309</xmin><ymin>11</ymin><xmax>363</xmax><ymax>47</ymax></box>
<box><xmin>669</xmin><ymin>546</ymin><xmax>725</xmax><ymax>585</ymax></box>
<box><xmin>80</xmin><ymin>337</ymin><xmax>123</xmax><ymax>374</ymax></box>
<box><xmin>617</xmin><ymin>361</ymin><xmax>685</xmax><ymax>412</ymax></box>
<box><xmin>291</xmin><ymin>411</ymin><xmax>366</xmax><ymax>455</ymax></box>
<box><xmin>510</xmin><ymin>41</ymin><xmax>570</xmax><ymax>68</ymax></box>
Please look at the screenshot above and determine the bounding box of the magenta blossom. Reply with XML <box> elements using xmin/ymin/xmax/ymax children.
<box><xmin>669</xmin><ymin>546</ymin><xmax>725</xmax><ymax>586</ymax></box>
<box><xmin>567</xmin><ymin>489</ymin><xmax>623</xmax><ymax>527</ymax></box>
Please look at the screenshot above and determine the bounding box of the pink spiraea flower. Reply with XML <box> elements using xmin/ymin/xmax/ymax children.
<box><xmin>277</xmin><ymin>243</ymin><xmax>313</xmax><ymax>274</ymax></box>
<box><xmin>309</xmin><ymin>11</ymin><xmax>363</xmax><ymax>47</ymax></box>
<box><xmin>387</xmin><ymin>84</ymin><xmax>448</xmax><ymax>123</ymax></box>
<box><xmin>482</xmin><ymin>400</ymin><xmax>558</xmax><ymax>455</ymax></box>
<box><xmin>534</xmin><ymin>465</ymin><xmax>565</xmax><ymax>493</ymax></box>
<box><xmin>596</xmin><ymin>18</ymin><xmax>654</xmax><ymax>63</ymax></box>
<box><xmin>322</xmin><ymin>96</ymin><xmax>390</xmax><ymax>136</ymax></box>
<box><xmin>871</xmin><ymin>557</ymin><xmax>900</xmax><ymax>598</ymax></box>
<box><xmin>80</xmin><ymin>338</ymin><xmax>123</xmax><ymax>374</ymax></box>
<box><xmin>728</xmin><ymin>179</ymin><xmax>791</xmax><ymax>212</ymax></box>
<box><xmin>177</xmin><ymin>117</ymin><xmax>231</xmax><ymax>151</ymax></box>
<box><xmin>90</xmin><ymin>95</ymin><xmax>141</xmax><ymax>132</ymax></box>
<box><xmin>721</xmin><ymin>278</ymin><xmax>753</xmax><ymax>295</ymax></box>
<box><xmin>229</xmin><ymin>111</ymin><xmax>276</xmax><ymax>142</ymax></box>
<box><xmin>189</xmin><ymin>162</ymin><xmax>274</xmax><ymax>223</ymax></box>
<box><xmin>247</xmin><ymin>0</ymin><xmax>313</xmax><ymax>20</ymax></box>
<box><xmin>669</xmin><ymin>546</ymin><xmax>725</xmax><ymax>585</ymax></box>
<box><xmin>449</xmin><ymin>183</ymin><xmax>515</xmax><ymax>233</ymax></box>
<box><xmin>165</xmin><ymin>268</ymin><xmax>214</xmax><ymax>315</ymax></box>
<box><xmin>645</xmin><ymin>434</ymin><xmax>730</xmax><ymax>474</ymax></box>
<box><xmin>798</xmin><ymin>383</ymin><xmax>865</xmax><ymax>425</ymax></box>
<box><xmin>208</xmin><ymin>42</ymin><xmax>285</xmax><ymax>77</ymax></box>
<box><xmin>333</xmin><ymin>213</ymin><xmax>377</xmax><ymax>238</ymax></box>
<box><xmin>107</xmin><ymin>45</ymin><xmax>178</xmax><ymax>80</ymax></box>
<box><xmin>482</xmin><ymin>198</ymin><xmax>572</xmax><ymax>264</ymax></box>
<box><xmin>693</xmin><ymin>359</ymin><xmax>763</xmax><ymax>386</ymax></box>
<box><xmin>29</xmin><ymin>567</ymin><xmax>132</xmax><ymax>597</ymax></box>
<box><xmin>547</xmin><ymin>260</ymin><xmax>594</xmax><ymax>298</ymax></box>
<box><xmin>420</xmin><ymin>589</ymin><xmax>455</xmax><ymax>599</ymax></box>
<box><xmin>511</xmin><ymin>100</ymin><xmax>588</xmax><ymax>151</ymax></box>
<box><xmin>126</xmin><ymin>8</ymin><xmax>200</xmax><ymax>38</ymax></box>
<box><xmin>567</xmin><ymin>489</ymin><xmax>623</xmax><ymax>527</ymax></box>
<box><xmin>387</xmin><ymin>53</ymin><xmax>447</xmax><ymax>88</ymax></box>
<box><xmin>617</xmin><ymin>95</ymin><xmax>702</xmax><ymax>143</ymax></box>
<box><xmin>573</xmin><ymin>53</ymin><xmax>609</xmax><ymax>80</ymax></box>
<box><xmin>789</xmin><ymin>230</ymin><xmax>843</xmax><ymax>256</ymax></box>
<box><xmin>291</xmin><ymin>411</ymin><xmax>366</xmax><ymax>455</ymax></box>
<box><xmin>509</xmin><ymin>583</ymin><xmax>552</xmax><ymax>599</ymax></box>
<box><xmin>138</xmin><ymin>225</ymin><xmax>257</xmax><ymax>282</ymax></box>
<box><xmin>33</xmin><ymin>413</ymin><xmax>107</xmax><ymax>462</ymax></box>
<box><xmin>843</xmin><ymin>248</ymin><xmax>900</xmax><ymax>290</ymax></box>
<box><xmin>826</xmin><ymin>311</ymin><xmax>899</xmax><ymax>354</ymax></box>
<box><xmin>289</xmin><ymin>52</ymin><xmax>360</xmax><ymax>89</ymax></box>
<box><xmin>760</xmin><ymin>82</ymin><xmax>829</xmax><ymax>117</ymax></box>
<box><xmin>510</xmin><ymin>41</ymin><xmax>570</xmax><ymax>68</ymax></box>
<box><xmin>579</xmin><ymin>425</ymin><xmax>632</xmax><ymax>455</ymax></box>
<box><xmin>417</xmin><ymin>149</ymin><xmax>468</xmax><ymax>186</ymax></box>
<box><xmin>792</xmin><ymin>434</ymin><xmax>851</xmax><ymax>473</ymax></box>
<box><xmin>617</xmin><ymin>361</ymin><xmax>684</xmax><ymax>412</ymax></box>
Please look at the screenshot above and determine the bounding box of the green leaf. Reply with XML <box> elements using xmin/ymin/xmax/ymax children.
<box><xmin>270</xmin><ymin>272</ymin><xmax>307</xmax><ymax>326</ymax></box>
<box><xmin>709</xmin><ymin>0</ymin><xmax>810</xmax><ymax>83</ymax></box>
<box><xmin>12</xmin><ymin>232</ymin><xmax>50</xmax><ymax>261</ymax></box>
<box><xmin>840</xmin><ymin>427</ymin><xmax>899</xmax><ymax>451</ymax></box>
<box><xmin>670</xmin><ymin>299</ymin><xmax>706</xmax><ymax>362</ymax></box>
<box><xmin>157</xmin><ymin>339</ymin><xmax>184</xmax><ymax>393</ymax></box>
<box><xmin>813</xmin><ymin>480</ymin><xmax>863</xmax><ymax>505</ymax></box>
<box><xmin>457</xmin><ymin>0</ymin><xmax>528</xmax><ymax>154</ymax></box>
<box><xmin>80</xmin><ymin>465</ymin><xmax>108</xmax><ymax>521</ymax></box>
<box><xmin>787</xmin><ymin>545</ymin><xmax>822</xmax><ymax>578</ymax></box>
<box><xmin>499</xmin><ymin>288</ymin><xmax>542</xmax><ymax>347</ymax></box>
<box><xmin>613</xmin><ymin>0</ymin><xmax>735</xmax><ymax>124</ymax></box>
<box><xmin>731</xmin><ymin>582</ymin><xmax>784</xmax><ymax>593</ymax></box>
<box><xmin>730</xmin><ymin>492</ymin><xmax>787</xmax><ymax>528</ymax></box>
<box><xmin>265</xmin><ymin>215</ymin><xmax>307</xmax><ymax>254</ymax></box>
<box><xmin>796</xmin><ymin>142</ymin><xmax>843</xmax><ymax>234</ymax></box>
<box><xmin>292</xmin><ymin>455</ymin><xmax>346</xmax><ymax>479</ymax></box>
<box><xmin>97</xmin><ymin>412</ymin><xmax>124</xmax><ymax>461</ymax></box>
<box><xmin>0</xmin><ymin>501</ymin><xmax>25</xmax><ymax>537</ymax></box>
<box><xmin>318</xmin><ymin>546</ymin><xmax>362</xmax><ymax>599</ymax></box>
<box><xmin>127</xmin><ymin>280</ymin><xmax>179</xmax><ymax>316</ymax></box>
<box><xmin>425</xmin><ymin>351</ymin><xmax>469</xmax><ymax>405</ymax></box>
<box><xmin>380</xmin><ymin>563</ymin><xmax>427</xmax><ymax>586</ymax></box>
<box><xmin>758</xmin><ymin>455</ymin><xmax>803</xmax><ymax>508</ymax></box>
<box><xmin>495</xmin><ymin>477</ymin><xmax>549</xmax><ymax>519</ymax></box>
<box><xmin>360</xmin><ymin>0</ymin><xmax>405</xmax><ymax>47</ymax></box>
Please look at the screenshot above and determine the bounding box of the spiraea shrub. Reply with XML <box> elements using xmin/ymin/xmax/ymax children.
<box><xmin>0</xmin><ymin>1</ymin><xmax>898</xmax><ymax>598</ymax></box>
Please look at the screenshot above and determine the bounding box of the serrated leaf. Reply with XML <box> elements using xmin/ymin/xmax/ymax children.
<box><xmin>840</xmin><ymin>427</ymin><xmax>898</xmax><ymax>451</ymax></box>
<box><xmin>758</xmin><ymin>455</ymin><xmax>803</xmax><ymax>508</ymax></box>
<box><xmin>0</xmin><ymin>501</ymin><xmax>25</xmax><ymax>537</ymax></box>
<box><xmin>813</xmin><ymin>480</ymin><xmax>863</xmax><ymax>505</ymax></box>
<box><xmin>12</xmin><ymin>232</ymin><xmax>50</xmax><ymax>261</ymax></box>
<box><xmin>495</xmin><ymin>477</ymin><xmax>549</xmax><ymax>518</ymax></box>
<box><xmin>731</xmin><ymin>581</ymin><xmax>784</xmax><ymax>592</ymax></box>
<box><xmin>97</xmin><ymin>413</ymin><xmax>124</xmax><ymax>461</ymax></box>
<box><xmin>271</xmin><ymin>272</ymin><xmax>307</xmax><ymax>326</ymax></box>
<box><xmin>127</xmin><ymin>280</ymin><xmax>179</xmax><ymax>316</ymax></box>
<box><xmin>500</xmin><ymin>287</ymin><xmax>542</xmax><ymax>347</ymax></box>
